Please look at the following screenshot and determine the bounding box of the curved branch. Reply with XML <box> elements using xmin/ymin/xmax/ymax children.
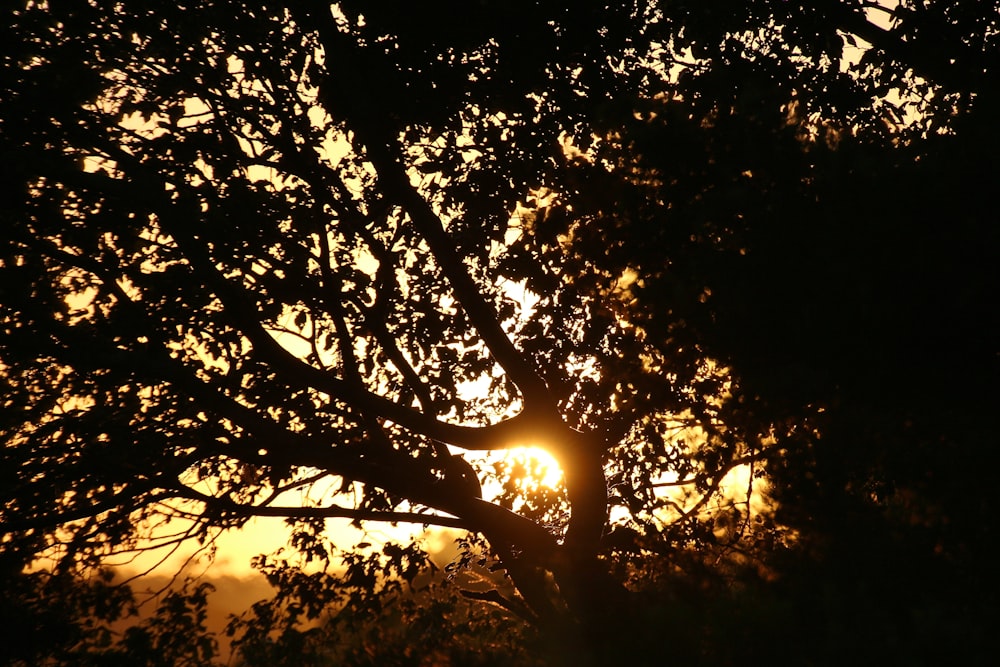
<box><xmin>10</xmin><ymin>249</ymin><xmax>559</xmax><ymax>563</ymax></box>
<box><xmin>83</xmin><ymin>140</ymin><xmax>541</xmax><ymax>452</ymax></box>
<box><xmin>460</xmin><ymin>588</ymin><xmax>537</xmax><ymax>623</ymax></box>
<box><xmin>173</xmin><ymin>485</ymin><xmax>472</xmax><ymax>531</ymax></box>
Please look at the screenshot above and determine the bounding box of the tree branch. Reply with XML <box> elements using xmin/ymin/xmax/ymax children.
<box><xmin>84</xmin><ymin>140</ymin><xmax>541</xmax><ymax>452</ymax></box>
<box><xmin>172</xmin><ymin>485</ymin><xmax>472</xmax><ymax>531</ymax></box>
<box><xmin>302</xmin><ymin>7</ymin><xmax>557</xmax><ymax>414</ymax></box>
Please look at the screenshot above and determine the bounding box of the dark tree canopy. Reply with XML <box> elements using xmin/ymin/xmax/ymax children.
<box><xmin>2</xmin><ymin>1</ymin><xmax>997</xmax><ymax>664</ymax></box>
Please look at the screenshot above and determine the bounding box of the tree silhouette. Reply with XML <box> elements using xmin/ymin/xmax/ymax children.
<box><xmin>2</xmin><ymin>1</ymin><xmax>997</xmax><ymax>664</ymax></box>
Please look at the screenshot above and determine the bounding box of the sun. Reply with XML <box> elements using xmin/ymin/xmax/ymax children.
<box><xmin>503</xmin><ymin>446</ymin><xmax>564</xmax><ymax>490</ymax></box>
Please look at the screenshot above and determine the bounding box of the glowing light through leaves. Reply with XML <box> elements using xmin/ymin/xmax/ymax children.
<box><xmin>499</xmin><ymin>446</ymin><xmax>564</xmax><ymax>492</ymax></box>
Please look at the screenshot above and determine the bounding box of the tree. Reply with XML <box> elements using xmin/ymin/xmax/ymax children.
<box><xmin>0</xmin><ymin>551</ymin><xmax>220</xmax><ymax>667</ymax></box>
<box><xmin>2</xmin><ymin>1</ymin><xmax>997</xmax><ymax>664</ymax></box>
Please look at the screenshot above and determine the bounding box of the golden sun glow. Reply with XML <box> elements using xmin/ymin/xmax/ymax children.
<box><xmin>503</xmin><ymin>446</ymin><xmax>564</xmax><ymax>490</ymax></box>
